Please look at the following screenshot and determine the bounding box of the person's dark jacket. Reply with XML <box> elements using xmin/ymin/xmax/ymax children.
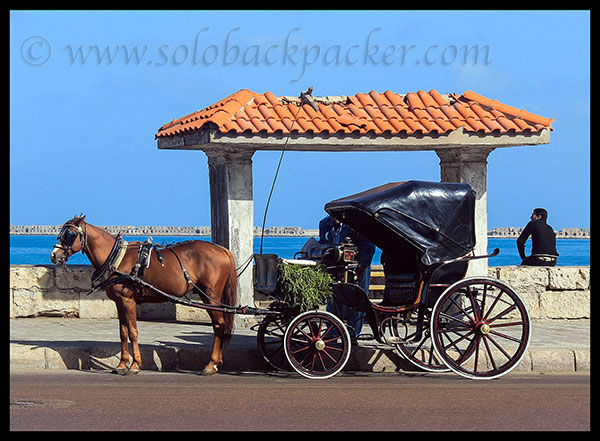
<box><xmin>319</xmin><ymin>216</ymin><xmax>375</xmax><ymax>269</ymax></box>
<box><xmin>516</xmin><ymin>219</ymin><xmax>559</xmax><ymax>260</ymax></box>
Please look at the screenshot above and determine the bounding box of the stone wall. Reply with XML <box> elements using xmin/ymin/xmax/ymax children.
<box><xmin>488</xmin><ymin>266</ymin><xmax>590</xmax><ymax>320</ymax></box>
<box><xmin>10</xmin><ymin>265</ymin><xmax>116</xmax><ymax>319</ymax></box>
<box><xmin>9</xmin><ymin>264</ymin><xmax>590</xmax><ymax>321</ymax></box>
<box><xmin>8</xmin><ymin>265</ymin><xmax>210</xmax><ymax>322</ymax></box>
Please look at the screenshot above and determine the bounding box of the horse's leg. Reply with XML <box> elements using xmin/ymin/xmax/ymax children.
<box><xmin>112</xmin><ymin>294</ymin><xmax>131</xmax><ymax>375</ymax></box>
<box><xmin>121</xmin><ymin>296</ymin><xmax>142</xmax><ymax>375</ymax></box>
<box><xmin>202</xmin><ymin>308</ymin><xmax>226</xmax><ymax>376</ymax></box>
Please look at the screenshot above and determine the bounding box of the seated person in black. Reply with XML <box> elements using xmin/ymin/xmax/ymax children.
<box><xmin>517</xmin><ymin>208</ymin><xmax>559</xmax><ymax>266</ymax></box>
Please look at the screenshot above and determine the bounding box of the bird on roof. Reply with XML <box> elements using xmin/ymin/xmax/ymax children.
<box><xmin>299</xmin><ymin>86</ymin><xmax>319</xmax><ymax>112</ymax></box>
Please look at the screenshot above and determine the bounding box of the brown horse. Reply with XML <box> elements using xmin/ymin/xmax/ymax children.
<box><xmin>50</xmin><ymin>215</ymin><xmax>237</xmax><ymax>376</ymax></box>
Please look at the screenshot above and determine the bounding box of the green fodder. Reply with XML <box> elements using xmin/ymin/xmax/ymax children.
<box><xmin>276</xmin><ymin>263</ymin><xmax>333</xmax><ymax>312</ymax></box>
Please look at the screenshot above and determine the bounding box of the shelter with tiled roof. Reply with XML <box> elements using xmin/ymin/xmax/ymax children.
<box><xmin>156</xmin><ymin>88</ymin><xmax>553</xmax><ymax>305</ymax></box>
<box><xmin>157</xmin><ymin>89</ymin><xmax>553</xmax><ymax>140</ymax></box>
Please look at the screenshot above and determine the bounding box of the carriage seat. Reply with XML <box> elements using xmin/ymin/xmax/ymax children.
<box><xmin>381</xmin><ymin>272</ymin><xmax>420</xmax><ymax>306</ymax></box>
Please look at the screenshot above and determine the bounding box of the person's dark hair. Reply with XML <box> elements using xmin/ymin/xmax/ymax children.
<box><xmin>533</xmin><ymin>208</ymin><xmax>548</xmax><ymax>221</ymax></box>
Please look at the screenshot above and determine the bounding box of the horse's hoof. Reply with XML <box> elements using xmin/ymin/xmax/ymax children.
<box><xmin>201</xmin><ymin>364</ymin><xmax>218</xmax><ymax>376</ymax></box>
<box><xmin>112</xmin><ymin>367</ymin><xmax>128</xmax><ymax>375</ymax></box>
<box><xmin>125</xmin><ymin>367</ymin><xmax>140</xmax><ymax>376</ymax></box>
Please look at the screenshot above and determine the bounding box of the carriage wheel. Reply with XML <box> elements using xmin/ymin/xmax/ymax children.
<box><xmin>430</xmin><ymin>278</ymin><xmax>531</xmax><ymax>380</ymax></box>
<box><xmin>392</xmin><ymin>310</ymin><xmax>450</xmax><ymax>373</ymax></box>
<box><xmin>257</xmin><ymin>315</ymin><xmax>291</xmax><ymax>371</ymax></box>
<box><xmin>284</xmin><ymin>310</ymin><xmax>351</xmax><ymax>380</ymax></box>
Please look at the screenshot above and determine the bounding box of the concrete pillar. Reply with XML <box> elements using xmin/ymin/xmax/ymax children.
<box><xmin>435</xmin><ymin>147</ymin><xmax>494</xmax><ymax>276</ymax></box>
<box><xmin>204</xmin><ymin>148</ymin><xmax>256</xmax><ymax>309</ymax></box>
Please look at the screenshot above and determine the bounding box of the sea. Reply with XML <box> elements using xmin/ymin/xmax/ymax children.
<box><xmin>10</xmin><ymin>235</ymin><xmax>590</xmax><ymax>267</ymax></box>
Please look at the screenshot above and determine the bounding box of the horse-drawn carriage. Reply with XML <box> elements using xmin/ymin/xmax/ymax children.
<box><xmin>253</xmin><ymin>180</ymin><xmax>531</xmax><ymax>380</ymax></box>
<box><xmin>51</xmin><ymin>180</ymin><xmax>530</xmax><ymax>380</ymax></box>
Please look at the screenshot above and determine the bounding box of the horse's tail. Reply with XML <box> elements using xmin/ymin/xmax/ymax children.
<box><xmin>221</xmin><ymin>248</ymin><xmax>238</xmax><ymax>346</ymax></box>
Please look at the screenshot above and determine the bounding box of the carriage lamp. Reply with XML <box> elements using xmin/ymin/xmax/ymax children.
<box><xmin>343</xmin><ymin>248</ymin><xmax>356</xmax><ymax>262</ymax></box>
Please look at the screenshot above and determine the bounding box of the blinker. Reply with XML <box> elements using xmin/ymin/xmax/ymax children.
<box><xmin>58</xmin><ymin>227</ymin><xmax>78</xmax><ymax>247</ymax></box>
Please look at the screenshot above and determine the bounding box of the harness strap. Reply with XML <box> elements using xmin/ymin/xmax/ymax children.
<box><xmin>90</xmin><ymin>239</ymin><xmax>243</xmax><ymax>313</ymax></box>
<box><xmin>165</xmin><ymin>246</ymin><xmax>192</xmax><ymax>284</ymax></box>
<box><xmin>131</xmin><ymin>237</ymin><xmax>154</xmax><ymax>279</ymax></box>
<box><xmin>91</xmin><ymin>234</ymin><xmax>128</xmax><ymax>291</ymax></box>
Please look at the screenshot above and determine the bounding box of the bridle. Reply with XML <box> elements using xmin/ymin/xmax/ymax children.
<box><xmin>54</xmin><ymin>218</ymin><xmax>87</xmax><ymax>261</ymax></box>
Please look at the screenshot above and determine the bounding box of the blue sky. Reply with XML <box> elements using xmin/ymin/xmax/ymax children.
<box><xmin>10</xmin><ymin>10</ymin><xmax>590</xmax><ymax>230</ymax></box>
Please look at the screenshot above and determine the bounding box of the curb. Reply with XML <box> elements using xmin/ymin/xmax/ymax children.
<box><xmin>10</xmin><ymin>341</ymin><xmax>590</xmax><ymax>375</ymax></box>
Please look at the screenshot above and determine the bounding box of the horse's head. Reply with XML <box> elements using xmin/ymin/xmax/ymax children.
<box><xmin>50</xmin><ymin>214</ymin><xmax>87</xmax><ymax>266</ymax></box>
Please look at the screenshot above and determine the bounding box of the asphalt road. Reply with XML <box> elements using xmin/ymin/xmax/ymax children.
<box><xmin>10</xmin><ymin>369</ymin><xmax>590</xmax><ymax>431</ymax></box>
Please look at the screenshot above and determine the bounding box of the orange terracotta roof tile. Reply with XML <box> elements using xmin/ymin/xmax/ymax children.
<box><xmin>156</xmin><ymin>88</ymin><xmax>554</xmax><ymax>138</ymax></box>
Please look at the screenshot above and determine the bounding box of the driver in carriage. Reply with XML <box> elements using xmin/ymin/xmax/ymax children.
<box><xmin>319</xmin><ymin>215</ymin><xmax>375</xmax><ymax>341</ymax></box>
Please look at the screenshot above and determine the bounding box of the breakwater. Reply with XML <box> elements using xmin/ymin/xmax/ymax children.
<box><xmin>489</xmin><ymin>227</ymin><xmax>590</xmax><ymax>239</ymax></box>
<box><xmin>9</xmin><ymin>225</ymin><xmax>591</xmax><ymax>238</ymax></box>
<box><xmin>10</xmin><ymin>225</ymin><xmax>318</xmax><ymax>237</ymax></box>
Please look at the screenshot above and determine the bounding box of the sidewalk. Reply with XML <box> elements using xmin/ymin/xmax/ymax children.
<box><xmin>10</xmin><ymin>317</ymin><xmax>590</xmax><ymax>374</ymax></box>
